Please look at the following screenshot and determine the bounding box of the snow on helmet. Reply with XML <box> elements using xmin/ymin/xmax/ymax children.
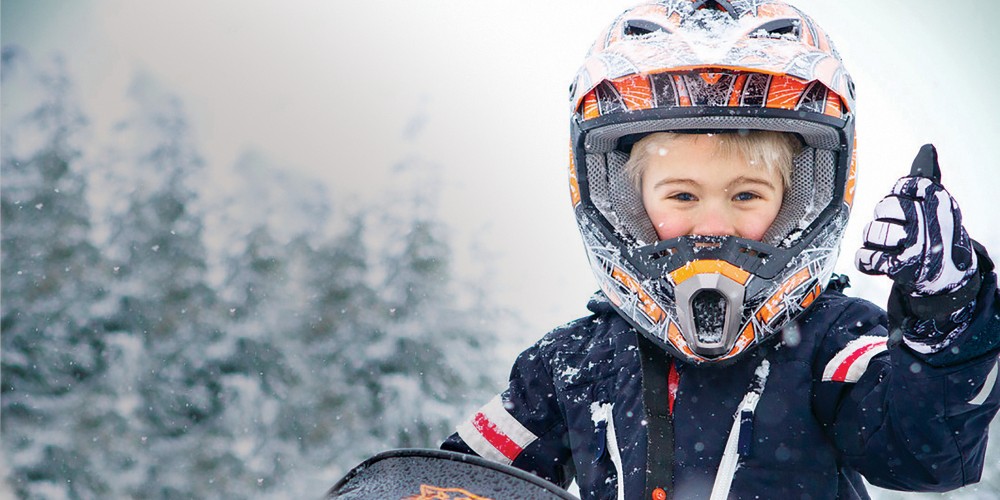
<box><xmin>568</xmin><ymin>0</ymin><xmax>857</xmax><ymax>365</ymax></box>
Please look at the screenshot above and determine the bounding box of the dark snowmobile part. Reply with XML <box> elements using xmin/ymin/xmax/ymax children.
<box><xmin>325</xmin><ymin>448</ymin><xmax>578</xmax><ymax>499</ymax></box>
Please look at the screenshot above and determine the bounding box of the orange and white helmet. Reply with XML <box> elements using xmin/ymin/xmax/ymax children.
<box><xmin>568</xmin><ymin>0</ymin><xmax>857</xmax><ymax>365</ymax></box>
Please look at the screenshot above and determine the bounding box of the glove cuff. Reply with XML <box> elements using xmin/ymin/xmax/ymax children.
<box><xmin>888</xmin><ymin>239</ymin><xmax>993</xmax><ymax>355</ymax></box>
<box><xmin>896</xmin><ymin>270</ymin><xmax>982</xmax><ymax>322</ymax></box>
<box><xmin>972</xmin><ymin>239</ymin><xmax>995</xmax><ymax>274</ymax></box>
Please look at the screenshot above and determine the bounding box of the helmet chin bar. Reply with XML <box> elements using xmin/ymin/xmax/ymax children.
<box><xmin>674</xmin><ymin>269</ymin><xmax>747</xmax><ymax>359</ymax></box>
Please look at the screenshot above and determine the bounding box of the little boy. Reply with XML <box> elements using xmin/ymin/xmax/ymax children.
<box><xmin>443</xmin><ymin>2</ymin><xmax>1000</xmax><ymax>499</ymax></box>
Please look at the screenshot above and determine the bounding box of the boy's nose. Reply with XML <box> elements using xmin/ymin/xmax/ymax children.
<box><xmin>691</xmin><ymin>209</ymin><xmax>736</xmax><ymax>237</ymax></box>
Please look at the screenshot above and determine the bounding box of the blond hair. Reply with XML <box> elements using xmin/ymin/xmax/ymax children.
<box><xmin>625</xmin><ymin>131</ymin><xmax>800</xmax><ymax>190</ymax></box>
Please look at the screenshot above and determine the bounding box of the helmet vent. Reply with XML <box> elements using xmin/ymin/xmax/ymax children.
<box><xmin>692</xmin><ymin>290</ymin><xmax>727</xmax><ymax>344</ymax></box>
<box><xmin>692</xmin><ymin>236</ymin><xmax>724</xmax><ymax>251</ymax></box>
<box><xmin>750</xmin><ymin>19</ymin><xmax>801</xmax><ymax>40</ymax></box>
<box><xmin>623</xmin><ymin>19</ymin><xmax>671</xmax><ymax>37</ymax></box>
<box><xmin>691</xmin><ymin>0</ymin><xmax>739</xmax><ymax>19</ymax></box>
<box><xmin>738</xmin><ymin>247</ymin><xmax>769</xmax><ymax>259</ymax></box>
<box><xmin>650</xmin><ymin>247</ymin><xmax>678</xmax><ymax>261</ymax></box>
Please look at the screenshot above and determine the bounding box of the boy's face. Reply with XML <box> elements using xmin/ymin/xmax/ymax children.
<box><xmin>640</xmin><ymin>134</ymin><xmax>784</xmax><ymax>242</ymax></box>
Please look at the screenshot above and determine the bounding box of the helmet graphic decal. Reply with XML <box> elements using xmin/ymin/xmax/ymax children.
<box><xmin>568</xmin><ymin>0</ymin><xmax>856</xmax><ymax>365</ymax></box>
<box><xmin>581</xmin><ymin>71</ymin><xmax>847</xmax><ymax>121</ymax></box>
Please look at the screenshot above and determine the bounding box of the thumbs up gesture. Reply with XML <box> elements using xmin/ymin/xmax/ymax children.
<box><xmin>855</xmin><ymin>144</ymin><xmax>978</xmax><ymax>296</ymax></box>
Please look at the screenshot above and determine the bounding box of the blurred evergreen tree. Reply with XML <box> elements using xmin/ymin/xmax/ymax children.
<box><xmin>0</xmin><ymin>47</ymin><xmax>115</xmax><ymax>498</ymax></box>
<box><xmin>364</xmin><ymin>192</ymin><xmax>497</xmax><ymax>451</ymax></box>
<box><xmin>0</xmin><ymin>49</ymin><xmax>502</xmax><ymax>499</ymax></box>
<box><xmin>96</xmin><ymin>72</ymin><xmax>231</xmax><ymax>497</ymax></box>
<box><xmin>277</xmin><ymin>217</ymin><xmax>378</xmax><ymax>475</ymax></box>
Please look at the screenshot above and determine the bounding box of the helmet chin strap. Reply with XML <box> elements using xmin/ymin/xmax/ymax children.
<box><xmin>638</xmin><ymin>334</ymin><xmax>675</xmax><ymax>500</ymax></box>
<box><xmin>639</xmin><ymin>329</ymin><xmax>773</xmax><ymax>500</ymax></box>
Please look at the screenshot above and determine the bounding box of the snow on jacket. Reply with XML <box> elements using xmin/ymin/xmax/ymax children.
<box><xmin>443</xmin><ymin>275</ymin><xmax>1000</xmax><ymax>499</ymax></box>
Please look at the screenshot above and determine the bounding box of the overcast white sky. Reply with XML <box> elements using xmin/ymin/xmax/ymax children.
<box><xmin>4</xmin><ymin>0</ymin><xmax>1000</xmax><ymax>354</ymax></box>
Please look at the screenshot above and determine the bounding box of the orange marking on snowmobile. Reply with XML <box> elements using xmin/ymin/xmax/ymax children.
<box><xmin>612</xmin><ymin>266</ymin><xmax>665</xmax><ymax>322</ymax></box>
<box><xmin>614</xmin><ymin>74</ymin><xmax>654</xmax><ymax>111</ymax></box>
<box><xmin>404</xmin><ymin>484</ymin><xmax>493</xmax><ymax>500</ymax></box>
<box><xmin>669</xmin><ymin>259</ymin><xmax>751</xmax><ymax>286</ymax></box>
<box><xmin>765</xmin><ymin>75</ymin><xmax>808</xmax><ymax>110</ymax></box>
<box><xmin>755</xmin><ymin>267</ymin><xmax>812</xmax><ymax>324</ymax></box>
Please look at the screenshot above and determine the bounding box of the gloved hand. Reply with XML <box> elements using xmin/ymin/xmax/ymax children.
<box><xmin>855</xmin><ymin>144</ymin><xmax>978</xmax><ymax>296</ymax></box>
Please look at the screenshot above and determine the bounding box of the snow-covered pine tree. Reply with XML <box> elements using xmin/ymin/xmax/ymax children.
<box><xmin>209</xmin><ymin>152</ymin><xmax>342</xmax><ymax>498</ymax></box>
<box><xmin>1</xmin><ymin>53</ymin><xmax>507</xmax><ymax>498</ymax></box>
<box><xmin>343</xmin><ymin>162</ymin><xmax>501</xmax><ymax>460</ymax></box>
<box><xmin>0</xmin><ymin>47</ymin><xmax>117</xmax><ymax>498</ymax></box>
<box><xmin>197</xmin><ymin>225</ymin><xmax>300</xmax><ymax>497</ymax></box>
<box><xmin>95</xmin><ymin>72</ymin><xmax>235</xmax><ymax>498</ymax></box>
<box><xmin>275</xmin><ymin>216</ymin><xmax>379</xmax><ymax>486</ymax></box>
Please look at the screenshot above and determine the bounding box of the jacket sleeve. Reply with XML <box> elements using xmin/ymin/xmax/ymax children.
<box><xmin>441</xmin><ymin>340</ymin><xmax>576</xmax><ymax>488</ymax></box>
<box><xmin>813</xmin><ymin>269</ymin><xmax>1000</xmax><ymax>492</ymax></box>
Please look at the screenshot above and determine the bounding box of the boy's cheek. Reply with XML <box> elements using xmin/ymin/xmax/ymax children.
<box><xmin>733</xmin><ymin>214</ymin><xmax>776</xmax><ymax>242</ymax></box>
<box><xmin>741</xmin><ymin>223</ymin><xmax>769</xmax><ymax>243</ymax></box>
<box><xmin>647</xmin><ymin>212</ymin><xmax>686</xmax><ymax>240</ymax></box>
<box><xmin>742</xmin><ymin>211</ymin><xmax>775</xmax><ymax>240</ymax></box>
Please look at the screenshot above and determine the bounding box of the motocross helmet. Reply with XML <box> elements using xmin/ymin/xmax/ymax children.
<box><xmin>569</xmin><ymin>0</ymin><xmax>857</xmax><ymax>365</ymax></box>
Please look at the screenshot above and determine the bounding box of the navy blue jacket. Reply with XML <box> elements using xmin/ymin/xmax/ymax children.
<box><xmin>444</xmin><ymin>273</ymin><xmax>1000</xmax><ymax>499</ymax></box>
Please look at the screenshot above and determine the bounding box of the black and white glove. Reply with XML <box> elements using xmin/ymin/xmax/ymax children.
<box><xmin>855</xmin><ymin>144</ymin><xmax>978</xmax><ymax>295</ymax></box>
<box><xmin>855</xmin><ymin>144</ymin><xmax>980</xmax><ymax>353</ymax></box>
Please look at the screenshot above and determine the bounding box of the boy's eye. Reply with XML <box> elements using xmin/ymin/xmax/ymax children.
<box><xmin>733</xmin><ymin>192</ymin><xmax>760</xmax><ymax>202</ymax></box>
<box><xmin>669</xmin><ymin>192</ymin><xmax>697</xmax><ymax>202</ymax></box>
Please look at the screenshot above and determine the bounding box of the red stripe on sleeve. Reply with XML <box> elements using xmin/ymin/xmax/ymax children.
<box><xmin>472</xmin><ymin>412</ymin><xmax>524</xmax><ymax>461</ymax></box>
<box><xmin>831</xmin><ymin>340</ymin><xmax>887</xmax><ymax>382</ymax></box>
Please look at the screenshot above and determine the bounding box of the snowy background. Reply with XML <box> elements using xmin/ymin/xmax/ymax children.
<box><xmin>2</xmin><ymin>0</ymin><xmax>999</xmax><ymax>498</ymax></box>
